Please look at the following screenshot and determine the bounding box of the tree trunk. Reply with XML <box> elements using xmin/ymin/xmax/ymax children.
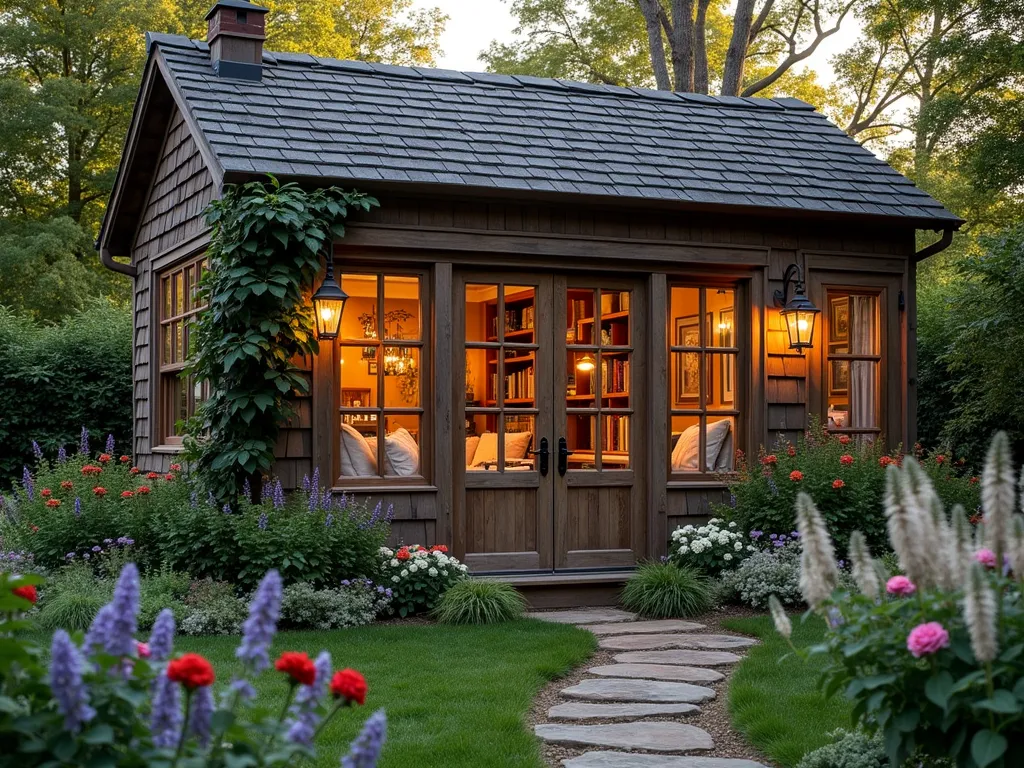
<box><xmin>637</xmin><ymin>0</ymin><xmax>672</xmax><ymax>90</ymax></box>
<box><xmin>694</xmin><ymin>0</ymin><xmax>711</xmax><ymax>94</ymax></box>
<box><xmin>722</xmin><ymin>0</ymin><xmax>757</xmax><ymax>96</ymax></box>
<box><xmin>669</xmin><ymin>0</ymin><xmax>695</xmax><ymax>92</ymax></box>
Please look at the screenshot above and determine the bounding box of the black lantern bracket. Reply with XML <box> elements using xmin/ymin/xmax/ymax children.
<box><xmin>774</xmin><ymin>263</ymin><xmax>807</xmax><ymax>309</ymax></box>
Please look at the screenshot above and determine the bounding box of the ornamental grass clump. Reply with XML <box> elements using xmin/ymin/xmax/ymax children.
<box><xmin>433</xmin><ymin>579</ymin><xmax>527</xmax><ymax>625</ymax></box>
<box><xmin>777</xmin><ymin>431</ymin><xmax>1024</xmax><ymax>768</ymax></box>
<box><xmin>620</xmin><ymin>561</ymin><xmax>713</xmax><ymax>618</ymax></box>
<box><xmin>0</xmin><ymin>566</ymin><xmax>387</xmax><ymax>766</ymax></box>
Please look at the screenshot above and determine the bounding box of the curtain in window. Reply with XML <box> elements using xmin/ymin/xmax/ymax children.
<box><xmin>850</xmin><ymin>296</ymin><xmax>876</xmax><ymax>430</ymax></box>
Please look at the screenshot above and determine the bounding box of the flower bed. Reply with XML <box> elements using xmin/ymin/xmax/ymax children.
<box><xmin>379</xmin><ymin>544</ymin><xmax>468</xmax><ymax>616</ymax></box>
<box><xmin>669</xmin><ymin>518</ymin><xmax>755</xmax><ymax>575</ymax></box>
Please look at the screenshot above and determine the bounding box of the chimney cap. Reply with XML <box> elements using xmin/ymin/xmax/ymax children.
<box><xmin>205</xmin><ymin>0</ymin><xmax>268</xmax><ymax>21</ymax></box>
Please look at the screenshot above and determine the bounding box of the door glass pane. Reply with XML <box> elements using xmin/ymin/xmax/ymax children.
<box><xmin>600</xmin><ymin>290</ymin><xmax>631</xmax><ymax>345</ymax></box>
<box><xmin>466</xmin><ymin>418</ymin><xmax>498</xmax><ymax>471</ymax></box>
<box><xmin>566</xmin><ymin>413</ymin><xmax>596</xmax><ymax>469</ymax></box>
<box><xmin>504</xmin><ymin>415</ymin><xmax>536</xmax><ymax>471</ymax></box>
<box><xmin>600</xmin><ymin>352</ymin><xmax>630</xmax><ymax>403</ymax></box>
<box><xmin>384</xmin><ymin>275</ymin><xmax>421</xmax><ymax>341</ymax></box>
<box><xmin>708</xmin><ymin>289</ymin><xmax>735</xmax><ymax>348</ymax></box>
<box><xmin>601</xmin><ymin>414</ymin><xmax>630</xmax><ymax>468</ymax></box>
<box><xmin>670</xmin><ymin>415</ymin><xmax>701</xmax><ymax>472</ymax></box>
<box><xmin>504</xmin><ymin>349</ymin><xmax>535</xmax><ymax>405</ymax></box>
<box><xmin>567</xmin><ymin>289</ymin><xmax>596</xmax><ymax>345</ymax></box>
<box><xmin>342</xmin><ymin>274</ymin><xmax>379</xmax><ymax>343</ymax></box>
<box><xmin>568</xmin><ymin>351</ymin><xmax>597</xmax><ymax>405</ymax></box>
<box><xmin>706</xmin><ymin>353</ymin><xmax>736</xmax><ymax>410</ymax></box>
<box><xmin>504</xmin><ymin>285</ymin><xmax>535</xmax><ymax>342</ymax></box>
<box><xmin>465</xmin><ymin>283</ymin><xmax>498</xmax><ymax>342</ymax></box>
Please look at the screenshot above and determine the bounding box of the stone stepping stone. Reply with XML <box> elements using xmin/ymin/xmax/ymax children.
<box><xmin>536</xmin><ymin>722</ymin><xmax>713</xmax><ymax>752</ymax></box>
<box><xmin>562</xmin><ymin>752</ymin><xmax>769</xmax><ymax>768</ymax></box>
<box><xmin>589</xmin><ymin>663</ymin><xmax>724</xmax><ymax>684</ymax></box>
<box><xmin>581</xmin><ymin>620</ymin><xmax>707</xmax><ymax>635</ymax></box>
<box><xmin>600</xmin><ymin>634</ymin><xmax>757</xmax><ymax>651</ymax></box>
<box><xmin>561</xmin><ymin>678</ymin><xmax>715</xmax><ymax>704</ymax></box>
<box><xmin>614</xmin><ymin>650</ymin><xmax>743</xmax><ymax>667</ymax></box>
<box><xmin>528</xmin><ymin>608</ymin><xmax>637</xmax><ymax>625</ymax></box>
<box><xmin>547</xmin><ymin>702</ymin><xmax>701</xmax><ymax>721</ymax></box>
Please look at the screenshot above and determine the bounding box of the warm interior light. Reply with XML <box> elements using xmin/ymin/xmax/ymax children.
<box><xmin>576</xmin><ymin>354</ymin><xmax>596</xmax><ymax>372</ymax></box>
<box><xmin>798</xmin><ymin>318</ymin><xmax>809</xmax><ymax>331</ymax></box>
<box><xmin>774</xmin><ymin>263</ymin><xmax>820</xmax><ymax>350</ymax></box>
<box><xmin>311</xmin><ymin>261</ymin><xmax>347</xmax><ymax>340</ymax></box>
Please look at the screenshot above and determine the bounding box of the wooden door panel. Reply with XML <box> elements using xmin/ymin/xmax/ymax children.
<box><xmin>559</xmin><ymin>486</ymin><xmax>635</xmax><ymax>569</ymax></box>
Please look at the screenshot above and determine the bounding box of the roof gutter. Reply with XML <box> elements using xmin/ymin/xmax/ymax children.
<box><xmin>99</xmin><ymin>244</ymin><xmax>138</xmax><ymax>278</ymax></box>
<box><xmin>914</xmin><ymin>226</ymin><xmax>955</xmax><ymax>262</ymax></box>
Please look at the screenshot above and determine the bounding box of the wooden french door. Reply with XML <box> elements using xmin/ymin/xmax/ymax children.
<box><xmin>454</xmin><ymin>271</ymin><xmax>645</xmax><ymax>572</ymax></box>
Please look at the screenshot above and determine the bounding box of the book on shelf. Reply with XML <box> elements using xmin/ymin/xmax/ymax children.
<box><xmin>603</xmin><ymin>414</ymin><xmax>629</xmax><ymax>453</ymax></box>
<box><xmin>600</xmin><ymin>358</ymin><xmax>630</xmax><ymax>395</ymax></box>
<box><xmin>491</xmin><ymin>367</ymin><xmax>535</xmax><ymax>401</ymax></box>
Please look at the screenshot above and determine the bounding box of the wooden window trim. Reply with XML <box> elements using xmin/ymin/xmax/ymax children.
<box><xmin>668</xmin><ymin>281</ymin><xmax>745</xmax><ymax>480</ymax></box>
<box><xmin>156</xmin><ymin>255</ymin><xmax>207</xmax><ymax>448</ymax></box>
<box><xmin>335</xmin><ymin>267</ymin><xmax>431</xmax><ymax>484</ymax></box>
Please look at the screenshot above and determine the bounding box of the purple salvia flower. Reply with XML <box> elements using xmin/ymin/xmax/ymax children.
<box><xmin>286</xmin><ymin>650</ymin><xmax>331</xmax><ymax>747</ymax></box>
<box><xmin>105</xmin><ymin>563</ymin><xmax>140</xmax><ymax>656</ymax></box>
<box><xmin>273</xmin><ymin>479</ymin><xmax>285</xmax><ymax>509</ymax></box>
<box><xmin>729</xmin><ymin>492</ymin><xmax>737</xmax><ymax>508</ymax></box>
<box><xmin>262</xmin><ymin>479</ymin><xmax>271</xmax><ymax>501</ymax></box>
<box><xmin>308</xmin><ymin>467</ymin><xmax>320</xmax><ymax>512</ymax></box>
<box><xmin>188</xmin><ymin>685</ymin><xmax>214</xmax><ymax>747</ymax></box>
<box><xmin>236</xmin><ymin>569</ymin><xmax>282</xmax><ymax>675</ymax></box>
<box><xmin>21</xmin><ymin>466</ymin><xmax>33</xmax><ymax>500</ymax></box>
<box><xmin>341</xmin><ymin>709</ymin><xmax>388</xmax><ymax>768</ymax></box>
<box><xmin>223</xmin><ymin>503</ymin><xmax>233</xmax><ymax>515</ymax></box>
<box><xmin>386</xmin><ymin>503</ymin><xmax>394</xmax><ymax>522</ymax></box>
<box><xmin>228</xmin><ymin>678</ymin><xmax>257</xmax><ymax>703</ymax></box>
<box><xmin>31</xmin><ymin>440</ymin><xmax>43</xmax><ymax>460</ymax></box>
<box><xmin>105</xmin><ymin>434</ymin><xmax>115</xmax><ymax>455</ymax></box>
<box><xmin>57</xmin><ymin>444</ymin><xmax>67</xmax><ymax>463</ymax></box>
<box><xmin>767</xmin><ymin>476</ymin><xmax>779</xmax><ymax>497</ymax></box>
<box><xmin>190</xmin><ymin>491</ymin><xmax>198</xmax><ymax>509</ymax></box>
<box><xmin>301</xmin><ymin>474</ymin><xmax>311</xmax><ymax>492</ymax></box>
<box><xmin>148</xmin><ymin>609</ymin><xmax>176</xmax><ymax>662</ymax></box>
<box><xmin>83</xmin><ymin>604</ymin><xmax>114</xmax><ymax>657</ymax></box>
<box><xmin>325</xmin><ymin>513</ymin><xmax>335</xmax><ymax>528</ymax></box>
<box><xmin>49</xmin><ymin>630</ymin><xmax>96</xmax><ymax>733</ymax></box>
<box><xmin>242</xmin><ymin>477</ymin><xmax>251</xmax><ymax>500</ymax></box>
<box><xmin>79</xmin><ymin>426</ymin><xmax>89</xmax><ymax>455</ymax></box>
<box><xmin>74</xmin><ymin>497</ymin><xmax>81</xmax><ymax>517</ymax></box>
<box><xmin>258</xmin><ymin>512</ymin><xmax>268</xmax><ymax>530</ymax></box>
<box><xmin>337</xmin><ymin>492</ymin><xmax>348</xmax><ymax>509</ymax></box>
<box><xmin>207</xmin><ymin>491</ymin><xmax>216</xmax><ymax>507</ymax></box>
<box><xmin>150</xmin><ymin>672</ymin><xmax>183</xmax><ymax>749</ymax></box>
<box><xmin>750</xmin><ymin>530</ymin><xmax>763</xmax><ymax>540</ymax></box>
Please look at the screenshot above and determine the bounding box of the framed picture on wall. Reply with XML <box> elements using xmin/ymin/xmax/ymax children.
<box><xmin>830</xmin><ymin>296</ymin><xmax>850</xmax><ymax>343</ymax></box>
<box><xmin>829</xmin><ymin>359</ymin><xmax>850</xmax><ymax>396</ymax></box>
<box><xmin>719</xmin><ymin>308</ymin><xmax>734</xmax><ymax>404</ymax></box>
<box><xmin>367</xmin><ymin>361</ymin><xmax>378</xmax><ymax>375</ymax></box>
<box><xmin>674</xmin><ymin>315</ymin><xmax>701</xmax><ymax>404</ymax></box>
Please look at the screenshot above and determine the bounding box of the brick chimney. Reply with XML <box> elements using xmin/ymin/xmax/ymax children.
<box><xmin>205</xmin><ymin>0</ymin><xmax>268</xmax><ymax>82</ymax></box>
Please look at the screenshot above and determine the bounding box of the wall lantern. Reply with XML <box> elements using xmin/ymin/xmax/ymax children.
<box><xmin>773</xmin><ymin>263</ymin><xmax>820</xmax><ymax>350</ymax></box>
<box><xmin>311</xmin><ymin>258</ymin><xmax>347</xmax><ymax>340</ymax></box>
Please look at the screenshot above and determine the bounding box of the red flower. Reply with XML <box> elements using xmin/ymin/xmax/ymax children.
<box><xmin>30</xmin><ymin>525</ymin><xmax>39</xmax><ymax>533</ymax></box>
<box><xmin>167</xmin><ymin>653</ymin><xmax>215</xmax><ymax>689</ymax></box>
<box><xmin>40</xmin><ymin>488</ymin><xmax>52</xmax><ymax>498</ymax></box>
<box><xmin>935</xmin><ymin>454</ymin><xmax>946</xmax><ymax>465</ymax></box>
<box><xmin>119</xmin><ymin>455</ymin><xmax>131</xmax><ymax>463</ymax></box>
<box><xmin>121</xmin><ymin>490</ymin><xmax>134</xmax><ymax>499</ymax></box>
<box><xmin>169</xmin><ymin>463</ymin><xmax>181</xmax><ymax>472</ymax></box>
<box><xmin>840</xmin><ymin>454</ymin><xmax>854</xmax><ymax>466</ymax></box>
<box><xmin>330</xmin><ymin>669</ymin><xmax>367</xmax><ymax>704</ymax></box>
<box><xmin>396</xmin><ymin>547</ymin><xmax>411</xmax><ymax>561</ymax></box>
<box><xmin>60</xmin><ymin>480</ymin><xmax>73</xmax><ymax>490</ymax></box>
<box><xmin>81</xmin><ymin>465</ymin><xmax>102</xmax><ymax>476</ymax></box>
<box><xmin>969</xmin><ymin>476</ymin><xmax>979</xmax><ymax>485</ymax></box>
<box><xmin>136</xmin><ymin>486</ymin><xmax>151</xmax><ymax>495</ymax></box>
<box><xmin>93</xmin><ymin>486</ymin><xmax>107</xmax><ymax>497</ymax></box>
<box><xmin>789</xmin><ymin>470</ymin><xmax>804</xmax><ymax>482</ymax></box>
<box><xmin>164</xmin><ymin>473</ymin><xmax>174</xmax><ymax>482</ymax></box>
<box><xmin>275</xmin><ymin>652</ymin><xmax>317</xmax><ymax>686</ymax></box>
<box><xmin>146</xmin><ymin>472</ymin><xmax>159</xmax><ymax>480</ymax></box>
<box><xmin>837</xmin><ymin>434</ymin><xmax>851</xmax><ymax>445</ymax></box>
<box><xmin>45</xmin><ymin>499</ymin><xmax>61</xmax><ymax>508</ymax></box>
<box><xmin>98</xmin><ymin>453</ymin><xmax>112</xmax><ymax>463</ymax></box>
<box><xmin>12</xmin><ymin>585</ymin><xmax>38</xmax><ymax>604</ymax></box>
<box><xmin>130</xmin><ymin>467</ymin><xmax>140</xmax><ymax>475</ymax></box>
<box><xmin>832</xmin><ymin>478</ymin><xmax>845</xmax><ymax>489</ymax></box>
<box><xmin>429</xmin><ymin>544</ymin><xmax>449</xmax><ymax>553</ymax></box>
<box><xmin>761</xmin><ymin>454</ymin><xmax>778</xmax><ymax>466</ymax></box>
<box><xmin>786</xmin><ymin>446</ymin><xmax>797</xmax><ymax>457</ymax></box>
<box><xmin>879</xmin><ymin>456</ymin><xmax>893</xmax><ymax>467</ymax></box>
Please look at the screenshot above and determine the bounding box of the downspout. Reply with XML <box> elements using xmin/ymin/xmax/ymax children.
<box><xmin>914</xmin><ymin>226</ymin><xmax>954</xmax><ymax>262</ymax></box>
<box><xmin>99</xmin><ymin>244</ymin><xmax>138</xmax><ymax>278</ymax></box>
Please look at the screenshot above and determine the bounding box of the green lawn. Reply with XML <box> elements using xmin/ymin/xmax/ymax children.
<box><xmin>723</xmin><ymin>614</ymin><xmax>853</xmax><ymax>767</ymax></box>
<box><xmin>177</xmin><ymin>619</ymin><xmax>595</xmax><ymax>767</ymax></box>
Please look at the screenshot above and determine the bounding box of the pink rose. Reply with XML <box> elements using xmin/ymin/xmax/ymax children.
<box><xmin>136</xmin><ymin>641</ymin><xmax>151</xmax><ymax>659</ymax></box>
<box><xmin>907</xmin><ymin>621</ymin><xmax>950</xmax><ymax>658</ymax></box>
<box><xmin>886</xmin><ymin>575</ymin><xmax>916</xmax><ymax>596</ymax></box>
<box><xmin>975</xmin><ymin>549</ymin><xmax>997</xmax><ymax>569</ymax></box>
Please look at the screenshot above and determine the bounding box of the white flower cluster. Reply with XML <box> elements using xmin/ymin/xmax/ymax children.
<box><xmin>379</xmin><ymin>545</ymin><xmax>468</xmax><ymax>585</ymax></box>
<box><xmin>670</xmin><ymin>518</ymin><xmax>755</xmax><ymax>573</ymax></box>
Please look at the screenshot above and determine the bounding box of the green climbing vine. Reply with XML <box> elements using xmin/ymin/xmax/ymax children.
<box><xmin>185</xmin><ymin>175</ymin><xmax>378</xmax><ymax>503</ymax></box>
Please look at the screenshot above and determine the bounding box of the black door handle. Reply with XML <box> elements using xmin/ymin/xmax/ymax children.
<box><xmin>528</xmin><ymin>437</ymin><xmax>549</xmax><ymax>476</ymax></box>
<box><xmin>558</xmin><ymin>437</ymin><xmax>574</xmax><ymax>476</ymax></box>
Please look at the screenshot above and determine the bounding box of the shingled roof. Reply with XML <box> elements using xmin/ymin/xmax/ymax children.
<box><xmin>146</xmin><ymin>33</ymin><xmax>960</xmax><ymax>226</ymax></box>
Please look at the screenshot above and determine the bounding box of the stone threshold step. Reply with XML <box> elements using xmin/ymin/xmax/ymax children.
<box><xmin>562</xmin><ymin>752</ymin><xmax>769</xmax><ymax>768</ymax></box>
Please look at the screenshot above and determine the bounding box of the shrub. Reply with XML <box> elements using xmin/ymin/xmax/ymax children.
<box><xmin>378</xmin><ymin>544</ymin><xmax>468</xmax><ymax>617</ymax></box>
<box><xmin>0</xmin><ymin>567</ymin><xmax>386</xmax><ymax>766</ymax></box>
<box><xmin>35</xmin><ymin>562</ymin><xmax>111</xmax><ymax>631</ymax></box>
<box><xmin>722</xmin><ymin>541</ymin><xmax>804</xmax><ymax>609</ymax></box>
<box><xmin>795</xmin><ymin>729</ymin><xmax>887</xmax><ymax>768</ymax></box>
<box><xmin>279</xmin><ymin>579</ymin><xmax>393</xmax><ymax>631</ymax></box>
<box><xmin>433</xmin><ymin>580</ymin><xmax>526</xmax><ymax>625</ymax></box>
<box><xmin>669</xmin><ymin>517</ymin><xmax>756</xmax><ymax>575</ymax></box>
<box><xmin>0</xmin><ymin>304</ymin><xmax>132</xmax><ymax>486</ymax></box>
<box><xmin>621</xmin><ymin>562</ymin><xmax>713</xmax><ymax>618</ymax></box>
<box><xmin>179</xmin><ymin>577</ymin><xmax>248</xmax><ymax>636</ymax></box>
<box><xmin>722</xmin><ymin>421</ymin><xmax>980</xmax><ymax>554</ymax></box>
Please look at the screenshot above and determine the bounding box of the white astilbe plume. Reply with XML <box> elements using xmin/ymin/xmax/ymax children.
<box><xmin>883</xmin><ymin>464</ymin><xmax>932</xmax><ymax>588</ymax></box>
<box><xmin>900</xmin><ymin>458</ymin><xmax>943</xmax><ymax>587</ymax></box>
<box><xmin>962</xmin><ymin>562</ymin><xmax>999</xmax><ymax>663</ymax></box>
<box><xmin>1008</xmin><ymin>515</ymin><xmax>1024</xmax><ymax>581</ymax></box>
<box><xmin>982</xmin><ymin>431</ymin><xmax>1015</xmax><ymax>568</ymax></box>
<box><xmin>848</xmin><ymin>531</ymin><xmax>880</xmax><ymax>600</ymax></box>
<box><xmin>927</xmin><ymin>494</ymin><xmax>957</xmax><ymax>590</ymax></box>
<box><xmin>768</xmin><ymin>595</ymin><xmax>792</xmax><ymax>639</ymax></box>
<box><xmin>947</xmin><ymin>505</ymin><xmax>974</xmax><ymax>589</ymax></box>
<box><xmin>795</xmin><ymin>492</ymin><xmax>839</xmax><ymax>609</ymax></box>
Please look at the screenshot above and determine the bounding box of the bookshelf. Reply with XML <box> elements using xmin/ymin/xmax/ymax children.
<box><xmin>483</xmin><ymin>289</ymin><xmax>537</xmax><ymax>407</ymax></box>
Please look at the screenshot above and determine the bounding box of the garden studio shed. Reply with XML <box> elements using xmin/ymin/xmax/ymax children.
<box><xmin>100</xmin><ymin>0</ymin><xmax>962</xmax><ymax>601</ymax></box>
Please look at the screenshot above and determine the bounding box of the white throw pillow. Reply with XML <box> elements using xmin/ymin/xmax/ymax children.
<box><xmin>706</xmin><ymin>420</ymin><xmax>732</xmax><ymax>470</ymax></box>
<box><xmin>505</xmin><ymin>431</ymin><xmax>533</xmax><ymax>460</ymax></box>
<box><xmin>465</xmin><ymin>435</ymin><xmax>480</xmax><ymax>467</ymax></box>
<box><xmin>340</xmin><ymin>423</ymin><xmax>377</xmax><ymax>477</ymax></box>
<box><xmin>384</xmin><ymin>427</ymin><xmax>420</xmax><ymax>476</ymax></box>
<box><xmin>471</xmin><ymin>432</ymin><xmax>498</xmax><ymax>467</ymax></box>
<box><xmin>671</xmin><ymin>424</ymin><xmax>700</xmax><ymax>470</ymax></box>
<box><xmin>670</xmin><ymin>420</ymin><xmax>732</xmax><ymax>471</ymax></box>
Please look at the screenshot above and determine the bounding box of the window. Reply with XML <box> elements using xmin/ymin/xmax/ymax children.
<box><xmin>158</xmin><ymin>256</ymin><xmax>207</xmax><ymax>446</ymax></box>
<box><xmin>825</xmin><ymin>290</ymin><xmax>881</xmax><ymax>438</ymax></box>
<box><xmin>669</xmin><ymin>285</ymin><xmax>739</xmax><ymax>474</ymax></box>
<box><xmin>337</xmin><ymin>271</ymin><xmax>426</xmax><ymax>480</ymax></box>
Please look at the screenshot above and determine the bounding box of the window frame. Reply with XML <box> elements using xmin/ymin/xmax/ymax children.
<box><xmin>823</xmin><ymin>286</ymin><xmax>885</xmax><ymax>439</ymax></box>
<box><xmin>667</xmin><ymin>280</ymin><xmax>745</xmax><ymax>480</ymax></box>
<box><xmin>333</xmin><ymin>266</ymin><xmax>431</xmax><ymax>487</ymax></box>
<box><xmin>156</xmin><ymin>255</ymin><xmax>208</xmax><ymax>448</ymax></box>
